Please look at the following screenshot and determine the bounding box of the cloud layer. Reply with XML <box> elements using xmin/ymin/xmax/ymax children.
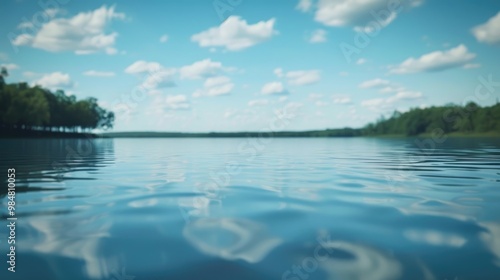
<box><xmin>261</xmin><ymin>82</ymin><xmax>287</xmax><ymax>95</ymax></box>
<box><xmin>33</xmin><ymin>72</ymin><xmax>73</xmax><ymax>89</ymax></box>
<box><xmin>180</xmin><ymin>59</ymin><xmax>228</xmax><ymax>80</ymax></box>
<box><xmin>12</xmin><ymin>5</ymin><xmax>125</xmax><ymax>55</ymax></box>
<box><xmin>191</xmin><ymin>16</ymin><xmax>277</xmax><ymax>51</ymax></box>
<box><xmin>300</xmin><ymin>0</ymin><xmax>423</xmax><ymax>30</ymax></box>
<box><xmin>193</xmin><ymin>76</ymin><xmax>234</xmax><ymax>97</ymax></box>
<box><xmin>389</xmin><ymin>45</ymin><xmax>476</xmax><ymax>74</ymax></box>
<box><xmin>274</xmin><ymin>68</ymin><xmax>321</xmax><ymax>86</ymax></box>
<box><xmin>124</xmin><ymin>60</ymin><xmax>177</xmax><ymax>92</ymax></box>
<box><xmin>309</xmin><ymin>29</ymin><xmax>327</xmax><ymax>43</ymax></box>
<box><xmin>472</xmin><ymin>11</ymin><xmax>500</xmax><ymax>45</ymax></box>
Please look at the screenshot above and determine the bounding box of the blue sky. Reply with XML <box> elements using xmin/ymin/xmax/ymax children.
<box><xmin>1</xmin><ymin>0</ymin><xmax>499</xmax><ymax>132</ymax></box>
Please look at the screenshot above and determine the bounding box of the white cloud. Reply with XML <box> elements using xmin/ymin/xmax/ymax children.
<box><xmin>463</xmin><ymin>63</ymin><xmax>481</xmax><ymax>69</ymax></box>
<box><xmin>0</xmin><ymin>64</ymin><xmax>19</xmax><ymax>71</ymax></box>
<box><xmin>83</xmin><ymin>70</ymin><xmax>115</xmax><ymax>77</ymax></box>
<box><xmin>309</xmin><ymin>29</ymin><xmax>327</xmax><ymax>43</ymax></box>
<box><xmin>152</xmin><ymin>95</ymin><xmax>191</xmax><ymax>112</ymax></box>
<box><xmin>142</xmin><ymin>69</ymin><xmax>177</xmax><ymax>89</ymax></box>
<box><xmin>248</xmin><ymin>99</ymin><xmax>269</xmax><ymax>107</ymax></box>
<box><xmin>361</xmin><ymin>90</ymin><xmax>423</xmax><ymax>111</ymax></box>
<box><xmin>203</xmin><ymin>76</ymin><xmax>230</xmax><ymax>88</ymax></box>
<box><xmin>261</xmin><ymin>81</ymin><xmax>287</xmax><ymax>95</ymax></box>
<box><xmin>296</xmin><ymin>0</ymin><xmax>313</xmax><ymax>12</ymax></box>
<box><xmin>124</xmin><ymin>60</ymin><xmax>177</xmax><ymax>90</ymax></box>
<box><xmin>316</xmin><ymin>101</ymin><xmax>329</xmax><ymax>107</ymax></box>
<box><xmin>361</xmin><ymin>98</ymin><xmax>385</xmax><ymax>109</ymax></box>
<box><xmin>33</xmin><ymin>72</ymin><xmax>73</xmax><ymax>89</ymax></box>
<box><xmin>305</xmin><ymin>0</ymin><xmax>422</xmax><ymax>30</ymax></box>
<box><xmin>389</xmin><ymin>44</ymin><xmax>476</xmax><ymax>74</ymax></box>
<box><xmin>359</xmin><ymin>78</ymin><xmax>408</xmax><ymax>94</ymax></box>
<box><xmin>472</xmin><ymin>11</ymin><xmax>500</xmax><ymax>45</ymax></box>
<box><xmin>309</xmin><ymin>93</ymin><xmax>323</xmax><ymax>100</ymax></box>
<box><xmin>191</xmin><ymin>16</ymin><xmax>277</xmax><ymax>51</ymax></box>
<box><xmin>165</xmin><ymin>95</ymin><xmax>190</xmax><ymax>110</ymax></box>
<box><xmin>286</xmin><ymin>70</ymin><xmax>321</xmax><ymax>86</ymax></box>
<box><xmin>356</xmin><ymin>58</ymin><xmax>367</xmax><ymax>65</ymax></box>
<box><xmin>193</xmin><ymin>76</ymin><xmax>234</xmax><ymax>97</ymax></box>
<box><xmin>332</xmin><ymin>95</ymin><xmax>351</xmax><ymax>104</ymax></box>
<box><xmin>359</xmin><ymin>78</ymin><xmax>390</xmax><ymax>89</ymax></box>
<box><xmin>12</xmin><ymin>5</ymin><xmax>125</xmax><ymax>55</ymax></box>
<box><xmin>379</xmin><ymin>86</ymin><xmax>405</xmax><ymax>93</ymax></box>
<box><xmin>125</xmin><ymin>60</ymin><xmax>163</xmax><ymax>74</ymax></box>
<box><xmin>387</xmin><ymin>91</ymin><xmax>423</xmax><ymax>103</ymax></box>
<box><xmin>339</xmin><ymin>71</ymin><xmax>349</xmax><ymax>76</ymax></box>
<box><xmin>274</xmin><ymin>68</ymin><xmax>321</xmax><ymax>86</ymax></box>
<box><xmin>159</xmin><ymin>34</ymin><xmax>169</xmax><ymax>43</ymax></box>
<box><xmin>180</xmin><ymin>59</ymin><xmax>228</xmax><ymax>80</ymax></box>
<box><xmin>274</xmin><ymin>68</ymin><xmax>284</xmax><ymax>78</ymax></box>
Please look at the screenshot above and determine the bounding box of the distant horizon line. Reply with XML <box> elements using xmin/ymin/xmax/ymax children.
<box><xmin>99</xmin><ymin>128</ymin><xmax>357</xmax><ymax>134</ymax></box>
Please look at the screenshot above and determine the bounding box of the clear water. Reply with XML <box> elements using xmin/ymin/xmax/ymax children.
<box><xmin>1</xmin><ymin>138</ymin><xmax>500</xmax><ymax>280</ymax></box>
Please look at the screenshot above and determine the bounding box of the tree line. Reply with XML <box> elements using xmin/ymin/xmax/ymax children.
<box><xmin>0</xmin><ymin>67</ymin><xmax>114</xmax><ymax>133</ymax></box>
<box><xmin>104</xmin><ymin>102</ymin><xmax>500</xmax><ymax>138</ymax></box>
<box><xmin>363</xmin><ymin>102</ymin><xmax>500</xmax><ymax>136</ymax></box>
<box><xmin>2</xmin><ymin>64</ymin><xmax>498</xmax><ymax>137</ymax></box>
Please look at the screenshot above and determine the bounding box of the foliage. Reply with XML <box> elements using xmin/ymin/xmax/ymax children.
<box><xmin>363</xmin><ymin>102</ymin><xmax>500</xmax><ymax>136</ymax></box>
<box><xmin>103</xmin><ymin>103</ymin><xmax>500</xmax><ymax>138</ymax></box>
<box><xmin>0</xmin><ymin>74</ymin><xmax>114</xmax><ymax>132</ymax></box>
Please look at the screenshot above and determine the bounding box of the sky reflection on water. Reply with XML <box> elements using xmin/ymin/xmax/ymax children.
<box><xmin>1</xmin><ymin>138</ymin><xmax>500</xmax><ymax>280</ymax></box>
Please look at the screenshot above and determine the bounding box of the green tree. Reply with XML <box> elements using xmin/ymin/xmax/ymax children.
<box><xmin>4</xmin><ymin>87</ymin><xmax>49</xmax><ymax>128</ymax></box>
<box><xmin>0</xmin><ymin>79</ymin><xmax>114</xmax><ymax>133</ymax></box>
<box><xmin>0</xmin><ymin>67</ymin><xmax>7</xmax><ymax>87</ymax></box>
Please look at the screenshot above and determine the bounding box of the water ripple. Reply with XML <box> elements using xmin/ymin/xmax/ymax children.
<box><xmin>1</xmin><ymin>138</ymin><xmax>500</xmax><ymax>279</ymax></box>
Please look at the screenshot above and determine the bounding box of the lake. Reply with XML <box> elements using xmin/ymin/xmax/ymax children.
<box><xmin>1</xmin><ymin>137</ymin><xmax>500</xmax><ymax>280</ymax></box>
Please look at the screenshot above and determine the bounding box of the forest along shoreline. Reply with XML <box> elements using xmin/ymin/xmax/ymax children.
<box><xmin>0</xmin><ymin>67</ymin><xmax>114</xmax><ymax>138</ymax></box>
<box><xmin>1</xmin><ymin>67</ymin><xmax>499</xmax><ymax>139</ymax></box>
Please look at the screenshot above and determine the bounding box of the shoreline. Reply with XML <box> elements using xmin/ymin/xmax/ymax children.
<box><xmin>1</xmin><ymin>129</ymin><xmax>499</xmax><ymax>139</ymax></box>
<box><xmin>0</xmin><ymin>128</ymin><xmax>97</xmax><ymax>139</ymax></box>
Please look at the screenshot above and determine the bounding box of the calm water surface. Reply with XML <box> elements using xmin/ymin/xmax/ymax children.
<box><xmin>1</xmin><ymin>138</ymin><xmax>500</xmax><ymax>280</ymax></box>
